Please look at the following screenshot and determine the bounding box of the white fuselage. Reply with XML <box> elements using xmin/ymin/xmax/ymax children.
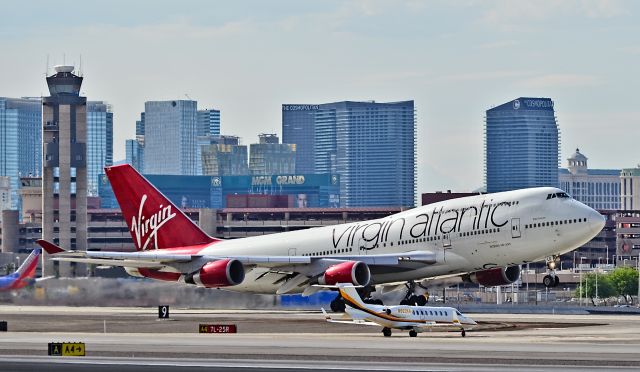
<box><xmin>195</xmin><ymin>187</ymin><xmax>604</xmax><ymax>293</ymax></box>
<box><xmin>346</xmin><ymin>304</ymin><xmax>476</xmax><ymax>331</ymax></box>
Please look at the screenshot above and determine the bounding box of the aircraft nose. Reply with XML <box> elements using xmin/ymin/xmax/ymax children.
<box><xmin>588</xmin><ymin>209</ymin><xmax>605</xmax><ymax>235</ymax></box>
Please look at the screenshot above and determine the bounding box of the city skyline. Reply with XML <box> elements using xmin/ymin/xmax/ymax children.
<box><xmin>1</xmin><ymin>1</ymin><xmax>638</xmax><ymax>194</ymax></box>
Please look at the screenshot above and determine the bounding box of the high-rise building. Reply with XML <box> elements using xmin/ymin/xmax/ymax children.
<box><xmin>201</xmin><ymin>135</ymin><xmax>249</xmax><ymax>176</ymax></box>
<box><xmin>249</xmin><ymin>134</ymin><xmax>296</xmax><ymax>175</ymax></box>
<box><xmin>282</xmin><ymin>104</ymin><xmax>319</xmax><ymax>174</ymax></box>
<box><xmin>0</xmin><ymin>97</ymin><xmax>42</xmax><ymax>210</ymax></box>
<box><xmin>124</xmin><ymin>112</ymin><xmax>145</xmax><ymax>172</ymax></box>
<box><xmin>485</xmin><ymin>97</ymin><xmax>559</xmax><ymax>193</ymax></box>
<box><xmin>143</xmin><ymin>100</ymin><xmax>198</xmax><ymax>175</ymax></box>
<box><xmin>558</xmin><ymin>148</ymin><xmax>620</xmax><ymax>210</ymax></box>
<box><xmin>86</xmin><ymin>101</ymin><xmax>113</xmax><ymax>196</ymax></box>
<box><xmin>197</xmin><ymin>109</ymin><xmax>220</xmax><ymax>137</ymax></box>
<box><xmin>282</xmin><ymin>101</ymin><xmax>416</xmax><ymax>207</ymax></box>
<box><xmin>42</xmin><ymin>65</ymin><xmax>88</xmax><ymax>277</ymax></box>
<box><xmin>125</xmin><ymin>139</ymin><xmax>144</xmax><ymax>172</ymax></box>
<box><xmin>620</xmin><ymin>167</ymin><xmax>640</xmax><ymax>210</ymax></box>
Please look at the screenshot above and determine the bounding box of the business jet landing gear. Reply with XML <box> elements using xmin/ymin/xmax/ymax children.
<box><xmin>399</xmin><ymin>281</ymin><xmax>428</xmax><ymax>306</ymax></box>
<box><xmin>461</xmin><ymin>329</ymin><xmax>466</xmax><ymax>337</ymax></box>
<box><xmin>409</xmin><ymin>329</ymin><xmax>418</xmax><ymax>338</ymax></box>
<box><xmin>382</xmin><ymin>327</ymin><xmax>392</xmax><ymax>337</ymax></box>
<box><xmin>543</xmin><ymin>255</ymin><xmax>561</xmax><ymax>288</ymax></box>
<box><xmin>330</xmin><ymin>294</ymin><xmax>346</xmax><ymax>313</ymax></box>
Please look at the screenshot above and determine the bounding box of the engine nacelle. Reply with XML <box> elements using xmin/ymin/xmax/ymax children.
<box><xmin>463</xmin><ymin>266</ymin><xmax>521</xmax><ymax>287</ymax></box>
<box><xmin>185</xmin><ymin>259</ymin><xmax>245</xmax><ymax>288</ymax></box>
<box><xmin>318</xmin><ymin>261</ymin><xmax>371</xmax><ymax>286</ymax></box>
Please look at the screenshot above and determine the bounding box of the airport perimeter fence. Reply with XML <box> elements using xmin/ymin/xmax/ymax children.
<box><xmin>1</xmin><ymin>278</ymin><xmax>638</xmax><ymax>312</ymax></box>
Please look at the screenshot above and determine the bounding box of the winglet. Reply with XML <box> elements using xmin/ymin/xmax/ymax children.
<box><xmin>36</xmin><ymin>239</ymin><xmax>65</xmax><ymax>254</ymax></box>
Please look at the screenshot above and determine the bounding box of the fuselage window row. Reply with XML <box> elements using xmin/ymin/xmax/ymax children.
<box><xmin>524</xmin><ymin>217</ymin><xmax>588</xmax><ymax>230</ymax></box>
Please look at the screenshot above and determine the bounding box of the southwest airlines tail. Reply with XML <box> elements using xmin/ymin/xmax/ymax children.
<box><xmin>16</xmin><ymin>248</ymin><xmax>41</xmax><ymax>280</ymax></box>
<box><xmin>0</xmin><ymin>248</ymin><xmax>41</xmax><ymax>291</ymax></box>
<box><xmin>105</xmin><ymin>164</ymin><xmax>217</xmax><ymax>251</ymax></box>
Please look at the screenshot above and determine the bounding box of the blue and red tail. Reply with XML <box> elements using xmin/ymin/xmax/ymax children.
<box><xmin>105</xmin><ymin>164</ymin><xmax>217</xmax><ymax>251</ymax></box>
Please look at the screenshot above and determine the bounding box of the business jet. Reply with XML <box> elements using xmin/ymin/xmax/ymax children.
<box><xmin>37</xmin><ymin>164</ymin><xmax>604</xmax><ymax>308</ymax></box>
<box><xmin>322</xmin><ymin>284</ymin><xmax>476</xmax><ymax>337</ymax></box>
<box><xmin>0</xmin><ymin>248</ymin><xmax>41</xmax><ymax>291</ymax></box>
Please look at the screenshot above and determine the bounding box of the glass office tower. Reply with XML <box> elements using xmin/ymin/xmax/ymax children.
<box><xmin>143</xmin><ymin>100</ymin><xmax>198</xmax><ymax>175</ymax></box>
<box><xmin>283</xmin><ymin>101</ymin><xmax>416</xmax><ymax>207</ymax></box>
<box><xmin>0</xmin><ymin>97</ymin><xmax>42</xmax><ymax>210</ymax></box>
<box><xmin>485</xmin><ymin>97</ymin><xmax>559</xmax><ymax>192</ymax></box>
<box><xmin>86</xmin><ymin>101</ymin><xmax>113</xmax><ymax>196</ymax></box>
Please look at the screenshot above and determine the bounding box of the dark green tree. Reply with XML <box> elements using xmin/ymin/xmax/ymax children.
<box><xmin>575</xmin><ymin>273</ymin><xmax>616</xmax><ymax>305</ymax></box>
<box><xmin>608</xmin><ymin>267</ymin><xmax>639</xmax><ymax>304</ymax></box>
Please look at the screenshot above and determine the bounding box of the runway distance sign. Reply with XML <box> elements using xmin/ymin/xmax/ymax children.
<box><xmin>199</xmin><ymin>324</ymin><xmax>237</xmax><ymax>334</ymax></box>
<box><xmin>158</xmin><ymin>305</ymin><xmax>169</xmax><ymax>319</ymax></box>
<box><xmin>48</xmin><ymin>342</ymin><xmax>86</xmax><ymax>356</ymax></box>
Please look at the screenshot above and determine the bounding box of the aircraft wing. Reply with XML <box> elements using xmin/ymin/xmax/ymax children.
<box><xmin>37</xmin><ymin>239</ymin><xmax>434</xmax><ymax>269</ymax></box>
<box><xmin>37</xmin><ymin>239</ymin><xmax>436</xmax><ymax>293</ymax></box>
<box><xmin>321</xmin><ymin>308</ymin><xmax>380</xmax><ymax>327</ymax></box>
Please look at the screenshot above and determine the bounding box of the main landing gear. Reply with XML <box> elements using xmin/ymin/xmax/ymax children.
<box><xmin>399</xmin><ymin>281</ymin><xmax>428</xmax><ymax>306</ymax></box>
<box><xmin>382</xmin><ymin>327</ymin><xmax>392</xmax><ymax>337</ymax></box>
<box><xmin>543</xmin><ymin>255</ymin><xmax>561</xmax><ymax>288</ymax></box>
<box><xmin>461</xmin><ymin>329</ymin><xmax>466</xmax><ymax>337</ymax></box>
<box><xmin>409</xmin><ymin>329</ymin><xmax>418</xmax><ymax>338</ymax></box>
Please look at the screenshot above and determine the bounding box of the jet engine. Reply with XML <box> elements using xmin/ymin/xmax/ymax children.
<box><xmin>318</xmin><ymin>261</ymin><xmax>371</xmax><ymax>286</ymax></box>
<box><xmin>463</xmin><ymin>266</ymin><xmax>521</xmax><ymax>287</ymax></box>
<box><xmin>185</xmin><ymin>259</ymin><xmax>245</xmax><ymax>288</ymax></box>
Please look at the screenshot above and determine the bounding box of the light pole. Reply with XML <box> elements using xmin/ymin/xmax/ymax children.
<box><xmin>637</xmin><ymin>252</ymin><xmax>640</xmax><ymax>307</ymax></box>
<box><xmin>580</xmin><ymin>257</ymin><xmax>586</xmax><ymax>306</ymax></box>
<box><xmin>596</xmin><ymin>257</ymin><xmax>603</xmax><ymax>303</ymax></box>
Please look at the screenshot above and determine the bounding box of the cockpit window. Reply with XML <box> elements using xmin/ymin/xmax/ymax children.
<box><xmin>546</xmin><ymin>192</ymin><xmax>571</xmax><ymax>200</ymax></box>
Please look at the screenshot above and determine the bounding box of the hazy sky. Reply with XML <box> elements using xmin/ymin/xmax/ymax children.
<box><xmin>1</xmin><ymin>0</ymin><xmax>638</xmax><ymax>193</ymax></box>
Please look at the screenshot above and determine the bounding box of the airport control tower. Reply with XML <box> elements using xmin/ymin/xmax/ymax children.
<box><xmin>42</xmin><ymin>65</ymin><xmax>88</xmax><ymax>277</ymax></box>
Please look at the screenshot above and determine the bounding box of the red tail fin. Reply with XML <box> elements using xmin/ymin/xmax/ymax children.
<box><xmin>105</xmin><ymin>164</ymin><xmax>216</xmax><ymax>251</ymax></box>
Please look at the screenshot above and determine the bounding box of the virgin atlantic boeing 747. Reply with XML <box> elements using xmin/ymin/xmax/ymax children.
<box><xmin>37</xmin><ymin>164</ymin><xmax>604</xmax><ymax>306</ymax></box>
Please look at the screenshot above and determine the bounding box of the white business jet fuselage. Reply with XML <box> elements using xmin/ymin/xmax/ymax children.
<box><xmin>323</xmin><ymin>285</ymin><xmax>476</xmax><ymax>337</ymax></box>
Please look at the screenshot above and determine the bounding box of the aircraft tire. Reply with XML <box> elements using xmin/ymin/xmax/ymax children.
<box><xmin>542</xmin><ymin>275</ymin><xmax>555</xmax><ymax>288</ymax></box>
<box><xmin>382</xmin><ymin>327</ymin><xmax>392</xmax><ymax>337</ymax></box>
<box><xmin>416</xmin><ymin>295</ymin><xmax>427</xmax><ymax>306</ymax></box>
<box><xmin>409</xmin><ymin>330</ymin><xmax>417</xmax><ymax>337</ymax></box>
<box><xmin>462</xmin><ymin>329</ymin><xmax>466</xmax><ymax>337</ymax></box>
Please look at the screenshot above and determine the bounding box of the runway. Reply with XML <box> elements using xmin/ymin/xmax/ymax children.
<box><xmin>0</xmin><ymin>306</ymin><xmax>638</xmax><ymax>371</ymax></box>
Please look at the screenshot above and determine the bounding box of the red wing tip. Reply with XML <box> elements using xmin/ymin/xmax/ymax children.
<box><xmin>35</xmin><ymin>239</ymin><xmax>65</xmax><ymax>254</ymax></box>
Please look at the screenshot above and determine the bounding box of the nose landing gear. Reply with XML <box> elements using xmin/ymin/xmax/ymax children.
<box><xmin>543</xmin><ymin>255</ymin><xmax>561</xmax><ymax>288</ymax></box>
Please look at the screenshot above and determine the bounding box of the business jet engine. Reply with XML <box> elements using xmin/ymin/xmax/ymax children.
<box><xmin>185</xmin><ymin>259</ymin><xmax>245</xmax><ymax>288</ymax></box>
<box><xmin>318</xmin><ymin>261</ymin><xmax>371</xmax><ymax>286</ymax></box>
<box><xmin>463</xmin><ymin>266</ymin><xmax>521</xmax><ymax>287</ymax></box>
